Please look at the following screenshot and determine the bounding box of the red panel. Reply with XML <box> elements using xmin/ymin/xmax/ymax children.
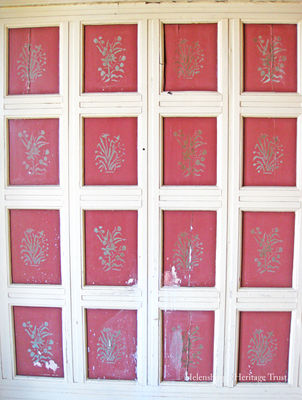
<box><xmin>84</xmin><ymin>25</ymin><xmax>137</xmax><ymax>93</ymax></box>
<box><xmin>85</xmin><ymin>210</ymin><xmax>137</xmax><ymax>286</ymax></box>
<box><xmin>243</xmin><ymin>118</ymin><xmax>296</xmax><ymax>187</ymax></box>
<box><xmin>84</xmin><ymin>118</ymin><xmax>137</xmax><ymax>185</ymax></box>
<box><xmin>10</xmin><ymin>209</ymin><xmax>61</xmax><ymax>285</ymax></box>
<box><xmin>238</xmin><ymin>312</ymin><xmax>291</xmax><ymax>383</ymax></box>
<box><xmin>163</xmin><ymin>310</ymin><xmax>214</xmax><ymax>382</ymax></box>
<box><xmin>9</xmin><ymin>27</ymin><xmax>59</xmax><ymax>95</ymax></box>
<box><xmin>241</xmin><ymin>212</ymin><xmax>294</xmax><ymax>288</ymax></box>
<box><xmin>14</xmin><ymin>306</ymin><xmax>64</xmax><ymax>377</ymax></box>
<box><xmin>244</xmin><ymin>24</ymin><xmax>297</xmax><ymax>92</ymax></box>
<box><xmin>9</xmin><ymin>119</ymin><xmax>59</xmax><ymax>186</ymax></box>
<box><xmin>163</xmin><ymin>211</ymin><xmax>216</xmax><ymax>287</ymax></box>
<box><xmin>164</xmin><ymin>24</ymin><xmax>217</xmax><ymax>92</ymax></box>
<box><xmin>163</xmin><ymin>117</ymin><xmax>217</xmax><ymax>186</ymax></box>
<box><xmin>86</xmin><ymin>309</ymin><xmax>137</xmax><ymax>380</ymax></box>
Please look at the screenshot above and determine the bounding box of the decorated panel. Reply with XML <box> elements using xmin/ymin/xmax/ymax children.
<box><xmin>14</xmin><ymin>306</ymin><xmax>64</xmax><ymax>377</ymax></box>
<box><xmin>84</xmin><ymin>24</ymin><xmax>137</xmax><ymax>93</ymax></box>
<box><xmin>84</xmin><ymin>117</ymin><xmax>137</xmax><ymax>186</ymax></box>
<box><xmin>85</xmin><ymin>210</ymin><xmax>137</xmax><ymax>286</ymax></box>
<box><xmin>163</xmin><ymin>310</ymin><xmax>214</xmax><ymax>382</ymax></box>
<box><xmin>10</xmin><ymin>209</ymin><xmax>61</xmax><ymax>285</ymax></box>
<box><xmin>238</xmin><ymin>312</ymin><xmax>291</xmax><ymax>383</ymax></box>
<box><xmin>163</xmin><ymin>211</ymin><xmax>216</xmax><ymax>287</ymax></box>
<box><xmin>9</xmin><ymin>27</ymin><xmax>59</xmax><ymax>95</ymax></box>
<box><xmin>86</xmin><ymin>309</ymin><xmax>137</xmax><ymax>380</ymax></box>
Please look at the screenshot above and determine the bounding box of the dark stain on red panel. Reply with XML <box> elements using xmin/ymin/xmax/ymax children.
<box><xmin>164</xmin><ymin>24</ymin><xmax>217</xmax><ymax>92</ymax></box>
<box><xmin>163</xmin><ymin>310</ymin><xmax>214</xmax><ymax>382</ymax></box>
<box><xmin>14</xmin><ymin>306</ymin><xmax>64</xmax><ymax>377</ymax></box>
<box><xmin>9</xmin><ymin>119</ymin><xmax>59</xmax><ymax>186</ymax></box>
<box><xmin>238</xmin><ymin>312</ymin><xmax>291</xmax><ymax>382</ymax></box>
<box><xmin>163</xmin><ymin>117</ymin><xmax>217</xmax><ymax>186</ymax></box>
<box><xmin>84</xmin><ymin>117</ymin><xmax>137</xmax><ymax>186</ymax></box>
<box><xmin>10</xmin><ymin>209</ymin><xmax>61</xmax><ymax>285</ymax></box>
<box><xmin>243</xmin><ymin>118</ymin><xmax>296</xmax><ymax>187</ymax></box>
<box><xmin>241</xmin><ymin>212</ymin><xmax>294</xmax><ymax>288</ymax></box>
<box><xmin>9</xmin><ymin>27</ymin><xmax>59</xmax><ymax>95</ymax></box>
<box><xmin>163</xmin><ymin>211</ymin><xmax>216</xmax><ymax>287</ymax></box>
<box><xmin>84</xmin><ymin>24</ymin><xmax>137</xmax><ymax>93</ymax></box>
<box><xmin>86</xmin><ymin>309</ymin><xmax>137</xmax><ymax>380</ymax></box>
<box><xmin>244</xmin><ymin>24</ymin><xmax>297</xmax><ymax>92</ymax></box>
<box><xmin>85</xmin><ymin>210</ymin><xmax>137</xmax><ymax>286</ymax></box>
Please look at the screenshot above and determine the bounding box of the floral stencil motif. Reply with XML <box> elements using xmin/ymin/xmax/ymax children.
<box><xmin>18</xmin><ymin>129</ymin><xmax>50</xmax><ymax>176</ymax></box>
<box><xmin>251</xmin><ymin>227</ymin><xmax>283</xmax><ymax>274</ymax></box>
<box><xmin>255</xmin><ymin>35</ymin><xmax>287</xmax><ymax>84</ymax></box>
<box><xmin>252</xmin><ymin>134</ymin><xmax>284</xmax><ymax>175</ymax></box>
<box><xmin>172</xmin><ymin>227</ymin><xmax>203</xmax><ymax>286</ymax></box>
<box><xmin>23</xmin><ymin>321</ymin><xmax>59</xmax><ymax>372</ymax></box>
<box><xmin>248</xmin><ymin>329</ymin><xmax>277</xmax><ymax>366</ymax></box>
<box><xmin>17</xmin><ymin>42</ymin><xmax>47</xmax><ymax>92</ymax></box>
<box><xmin>172</xmin><ymin>324</ymin><xmax>203</xmax><ymax>380</ymax></box>
<box><xmin>175</xmin><ymin>39</ymin><xmax>204</xmax><ymax>79</ymax></box>
<box><xmin>97</xmin><ymin>327</ymin><xmax>124</xmax><ymax>363</ymax></box>
<box><xmin>93</xmin><ymin>35</ymin><xmax>126</xmax><ymax>83</ymax></box>
<box><xmin>20</xmin><ymin>228</ymin><xmax>49</xmax><ymax>267</ymax></box>
<box><xmin>95</xmin><ymin>133</ymin><xmax>125</xmax><ymax>174</ymax></box>
<box><xmin>173</xmin><ymin>129</ymin><xmax>207</xmax><ymax>177</ymax></box>
<box><xmin>94</xmin><ymin>225</ymin><xmax>127</xmax><ymax>272</ymax></box>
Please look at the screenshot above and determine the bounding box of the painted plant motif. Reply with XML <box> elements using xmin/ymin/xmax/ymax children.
<box><xmin>172</xmin><ymin>324</ymin><xmax>203</xmax><ymax>380</ymax></box>
<box><xmin>17</xmin><ymin>42</ymin><xmax>47</xmax><ymax>92</ymax></box>
<box><xmin>248</xmin><ymin>329</ymin><xmax>278</xmax><ymax>366</ymax></box>
<box><xmin>18</xmin><ymin>129</ymin><xmax>50</xmax><ymax>176</ymax></box>
<box><xmin>172</xmin><ymin>227</ymin><xmax>203</xmax><ymax>286</ymax></box>
<box><xmin>23</xmin><ymin>321</ymin><xmax>59</xmax><ymax>372</ymax></box>
<box><xmin>252</xmin><ymin>134</ymin><xmax>284</xmax><ymax>175</ymax></box>
<box><xmin>173</xmin><ymin>129</ymin><xmax>207</xmax><ymax>177</ymax></box>
<box><xmin>97</xmin><ymin>327</ymin><xmax>124</xmax><ymax>363</ymax></box>
<box><xmin>20</xmin><ymin>228</ymin><xmax>49</xmax><ymax>267</ymax></box>
<box><xmin>94</xmin><ymin>225</ymin><xmax>127</xmax><ymax>272</ymax></box>
<box><xmin>95</xmin><ymin>133</ymin><xmax>125</xmax><ymax>174</ymax></box>
<box><xmin>93</xmin><ymin>35</ymin><xmax>126</xmax><ymax>83</ymax></box>
<box><xmin>255</xmin><ymin>35</ymin><xmax>287</xmax><ymax>84</ymax></box>
<box><xmin>175</xmin><ymin>39</ymin><xmax>204</xmax><ymax>79</ymax></box>
<box><xmin>251</xmin><ymin>227</ymin><xmax>283</xmax><ymax>274</ymax></box>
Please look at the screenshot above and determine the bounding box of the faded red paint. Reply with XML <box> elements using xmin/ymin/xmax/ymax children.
<box><xmin>238</xmin><ymin>312</ymin><xmax>291</xmax><ymax>383</ymax></box>
<box><xmin>9</xmin><ymin>119</ymin><xmax>59</xmax><ymax>186</ymax></box>
<box><xmin>84</xmin><ymin>117</ymin><xmax>137</xmax><ymax>185</ymax></box>
<box><xmin>84</xmin><ymin>24</ymin><xmax>137</xmax><ymax>93</ymax></box>
<box><xmin>85</xmin><ymin>210</ymin><xmax>137</xmax><ymax>286</ymax></box>
<box><xmin>10</xmin><ymin>209</ymin><xmax>61</xmax><ymax>285</ymax></box>
<box><xmin>163</xmin><ymin>211</ymin><xmax>216</xmax><ymax>287</ymax></box>
<box><xmin>86</xmin><ymin>309</ymin><xmax>137</xmax><ymax>380</ymax></box>
<box><xmin>9</xmin><ymin>27</ymin><xmax>59</xmax><ymax>95</ymax></box>
<box><xmin>243</xmin><ymin>118</ymin><xmax>296</xmax><ymax>187</ymax></box>
<box><xmin>14</xmin><ymin>306</ymin><xmax>64</xmax><ymax>377</ymax></box>
<box><xmin>164</xmin><ymin>24</ymin><xmax>217</xmax><ymax>92</ymax></box>
<box><xmin>244</xmin><ymin>24</ymin><xmax>297</xmax><ymax>92</ymax></box>
<box><xmin>163</xmin><ymin>117</ymin><xmax>217</xmax><ymax>186</ymax></box>
<box><xmin>241</xmin><ymin>212</ymin><xmax>295</xmax><ymax>288</ymax></box>
<box><xmin>163</xmin><ymin>310</ymin><xmax>214</xmax><ymax>381</ymax></box>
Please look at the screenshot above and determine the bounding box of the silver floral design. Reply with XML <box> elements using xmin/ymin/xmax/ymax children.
<box><xmin>20</xmin><ymin>228</ymin><xmax>49</xmax><ymax>267</ymax></box>
<box><xmin>17</xmin><ymin>42</ymin><xmax>47</xmax><ymax>92</ymax></box>
<box><xmin>255</xmin><ymin>35</ymin><xmax>287</xmax><ymax>84</ymax></box>
<box><xmin>93</xmin><ymin>35</ymin><xmax>126</xmax><ymax>83</ymax></box>
<box><xmin>95</xmin><ymin>133</ymin><xmax>125</xmax><ymax>174</ymax></box>
<box><xmin>97</xmin><ymin>327</ymin><xmax>124</xmax><ymax>363</ymax></box>
<box><xmin>252</xmin><ymin>134</ymin><xmax>284</xmax><ymax>175</ymax></box>
<box><xmin>18</xmin><ymin>129</ymin><xmax>50</xmax><ymax>176</ymax></box>
<box><xmin>248</xmin><ymin>329</ymin><xmax>277</xmax><ymax>366</ymax></box>
<box><xmin>175</xmin><ymin>39</ymin><xmax>204</xmax><ymax>79</ymax></box>
<box><xmin>94</xmin><ymin>225</ymin><xmax>127</xmax><ymax>272</ymax></box>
